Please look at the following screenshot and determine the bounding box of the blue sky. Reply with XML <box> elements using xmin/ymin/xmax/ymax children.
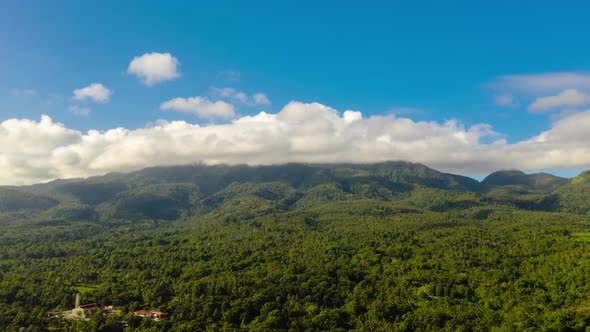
<box><xmin>2</xmin><ymin>1</ymin><xmax>590</xmax><ymax>184</ymax></box>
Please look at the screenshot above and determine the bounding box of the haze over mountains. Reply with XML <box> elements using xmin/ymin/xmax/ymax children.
<box><xmin>2</xmin><ymin>162</ymin><xmax>589</xmax><ymax>225</ymax></box>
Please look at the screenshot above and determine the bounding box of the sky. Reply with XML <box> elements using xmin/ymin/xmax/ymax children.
<box><xmin>2</xmin><ymin>1</ymin><xmax>590</xmax><ymax>185</ymax></box>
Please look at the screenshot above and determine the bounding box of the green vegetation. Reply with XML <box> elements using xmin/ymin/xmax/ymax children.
<box><xmin>482</xmin><ymin>170</ymin><xmax>568</xmax><ymax>193</ymax></box>
<box><xmin>72</xmin><ymin>283</ymin><xmax>100</xmax><ymax>294</ymax></box>
<box><xmin>557</xmin><ymin>171</ymin><xmax>590</xmax><ymax>215</ymax></box>
<box><xmin>572</xmin><ymin>232</ymin><xmax>590</xmax><ymax>242</ymax></box>
<box><xmin>1</xmin><ymin>162</ymin><xmax>590</xmax><ymax>331</ymax></box>
<box><xmin>0</xmin><ymin>187</ymin><xmax>59</xmax><ymax>212</ymax></box>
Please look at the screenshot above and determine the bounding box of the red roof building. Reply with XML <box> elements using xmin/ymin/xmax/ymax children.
<box><xmin>134</xmin><ymin>309</ymin><xmax>169</xmax><ymax>320</ymax></box>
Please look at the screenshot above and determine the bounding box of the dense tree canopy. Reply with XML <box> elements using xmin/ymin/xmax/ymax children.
<box><xmin>1</xmin><ymin>162</ymin><xmax>590</xmax><ymax>331</ymax></box>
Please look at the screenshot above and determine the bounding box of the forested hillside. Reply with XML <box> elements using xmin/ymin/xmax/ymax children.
<box><xmin>2</xmin><ymin>162</ymin><xmax>589</xmax><ymax>224</ymax></box>
<box><xmin>1</xmin><ymin>162</ymin><xmax>590</xmax><ymax>331</ymax></box>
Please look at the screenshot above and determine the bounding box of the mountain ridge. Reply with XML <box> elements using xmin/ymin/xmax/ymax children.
<box><xmin>1</xmin><ymin>162</ymin><xmax>587</xmax><ymax>223</ymax></box>
<box><xmin>482</xmin><ymin>169</ymin><xmax>568</xmax><ymax>192</ymax></box>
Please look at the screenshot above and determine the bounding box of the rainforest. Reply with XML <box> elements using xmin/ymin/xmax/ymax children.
<box><xmin>1</xmin><ymin>162</ymin><xmax>590</xmax><ymax>331</ymax></box>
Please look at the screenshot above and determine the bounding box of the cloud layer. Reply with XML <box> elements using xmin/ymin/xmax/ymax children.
<box><xmin>2</xmin><ymin>101</ymin><xmax>590</xmax><ymax>185</ymax></box>
<box><xmin>127</xmin><ymin>52</ymin><xmax>180</xmax><ymax>86</ymax></box>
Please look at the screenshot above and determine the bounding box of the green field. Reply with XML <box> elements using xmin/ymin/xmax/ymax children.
<box><xmin>72</xmin><ymin>283</ymin><xmax>100</xmax><ymax>294</ymax></box>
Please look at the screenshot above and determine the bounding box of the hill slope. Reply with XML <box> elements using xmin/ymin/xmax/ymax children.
<box><xmin>0</xmin><ymin>162</ymin><xmax>587</xmax><ymax>224</ymax></box>
<box><xmin>555</xmin><ymin>170</ymin><xmax>590</xmax><ymax>215</ymax></box>
<box><xmin>482</xmin><ymin>170</ymin><xmax>568</xmax><ymax>192</ymax></box>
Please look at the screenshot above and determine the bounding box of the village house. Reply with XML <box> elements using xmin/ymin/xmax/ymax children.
<box><xmin>46</xmin><ymin>294</ymin><xmax>122</xmax><ymax>321</ymax></box>
<box><xmin>134</xmin><ymin>309</ymin><xmax>169</xmax><ymax>321</ymax></box>
<box><xmin>78</xmin><ymin>303</ymin><xmax>100</xmax><ymax>313</ymax></box>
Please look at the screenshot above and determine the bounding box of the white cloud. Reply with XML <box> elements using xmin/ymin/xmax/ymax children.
<box><xmin>492</xmin><ymin>72</ymin><xmax>590</xmax><ymax>93</ymax></box>
<box><xmin>72</xmin><ymin>83</ymin><xmax>112</xmax><ymax>103</ymax></box>
<box><xmin>0</xmin><ymin>115</ymin><xmax>81</xmax><ymax>184</ymax></box>
<box><xmin>343</xmin><ymin>110</ymin><xmax>362</xmax><ymax>123</ymax></box>
<box><xmin>490</xmin><ymin>72</ymin><xmax>590</xmax><ymax>113</ymax></box>
<box><xmin>127</xmin><ymin>52</ymin><xmax>180</xmax><ymax>86</ymax></box>
<box><xmin>210</xmin><ymin>87</ymin><xmax>237</xmax><ymax>99</ymax></box>
<box><xmin>494</xmin><ymin>94</ymin><xmax>518</xmax><ymax>107</ymax></box>
<box><xmin>160</xmin><ymin>96</ymin><xmax>235</xmax><ymax>119</ymax></box>
<box><xmin>233</xmin><ymin>92</ymin><xmax>248</xmax><ymax>103</ymax></box>
<box><xmin>549</xmin><ymin>109</ymin><xmax>581</xmax><ymax>121</ymax></box>
<box><xmin>253</xmin><ymin>93</ymin><xmax>271</xmax><ymax>105</ymax></box>
<box><xmin>528</xmin><ymin>89</ymin><xmax>590</xmax><ymax>113</ymax></box>
<box><xmin>217</xmin><ymin>70</ymin><xmax>242</xmax><ymax>82</ymax></box>
<box><xmin>11</xmin><ymin>89</ymin><xmax>66</xmax><ymax>109</ymax></box>
<box><xmin>5</xmin><ymin>101</ymin><xmax>590</xmax><ymax>185</ymax></box>
<box><xmin>11</xmin><ymin>88</ymin><xmax>38</xmax><ymax>97</ymax></box>
<box><xmin>69</xmin><ymin>106</ymin><xmax>91</xmax><ymax>116</ymax></box>
<box><xmin>210</xmin><ymin>87</ymin><xmax>271</xmax><ymax>106</ymax></box>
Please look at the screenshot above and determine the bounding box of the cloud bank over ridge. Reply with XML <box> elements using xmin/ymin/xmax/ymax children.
<box><xmin>1</xmin><ymin>101</ymin><xmax>590</xmax><ymax>185</ymax></box>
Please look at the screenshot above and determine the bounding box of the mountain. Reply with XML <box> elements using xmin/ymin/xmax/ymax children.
<box><xmin>0</xmin><ymin>187</ymin><xmax>59</xmax><ymax>212</ymax></box>
<box><xmin>54</xmin><ymin>181</ymin><xmax>129</xmax><ymax>205</ymax></box>
<box><xmin>555</xmin><ymin>170</ymin><xmax>590</xmax><ymax>214</ymax></box>
<box><xmin>0</xmin><ymin>162</ymin><xmax>586</xmax><ymax>224</ymax></box>
<box><xmin>3</xmin><ymin>161</ymin><xmax>590</xmax><ymax>331</ymax></box>
<box><xmin>482</xmin><ymin>170</ymin><xmax>568</xmax><ymax>192</ymax></box>
<box><xmin>98</xmin><ymin>183</ymin><xmax>201</xmax><ymax>220</ymax></box>
<box><xmin>479</xmin><ymin>170</ymin><xmax>567</xmax><ymax>212</ymax></box>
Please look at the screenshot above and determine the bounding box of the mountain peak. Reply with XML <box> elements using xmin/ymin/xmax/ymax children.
<box><xmin>482</xmin><ymin>169</ymin><xmax>567</xmax><ymax>192</ymax></box>
<box><xmin>482</xmin><ymin>170</ymin><xmax>528</xmax><ymax>186</ymax></box>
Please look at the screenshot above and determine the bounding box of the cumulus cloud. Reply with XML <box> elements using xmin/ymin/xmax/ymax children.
<box><xmin>210</xmin><ymin>87</ymin><xmax>271</xmax><ymax>106</ymax></box>
<box><xmin>4</xmin><ymin>101</ymin><xmax>590</xmax><ymax>185</ymax></box>
<box><xmin>160</xmin><ymin>96</ymin><xmax>235</xmax><ymax>119</ymax></box>
<box><xmin>528</xmin><ymin>89</ymin><xmax>590</xmax><ymax>112</ymax></box>
<box><xmin>0</xmin><ymin>115</ymin><xmax>81</xmax><ymax>184</ymax></box>
<box><xmin>127</xmin><ymin>52</ymin><xmax>180</xmax><ymax>86</ymax></box>
<box><xmin>69</xmin><ymin>106</ymin><xmax>91</xmax><ymax>116</ymax></box>
<box><xmin>72</xmin><ymin>83</ymin><xmax>112</xmax><ymax>103</ymax></box>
